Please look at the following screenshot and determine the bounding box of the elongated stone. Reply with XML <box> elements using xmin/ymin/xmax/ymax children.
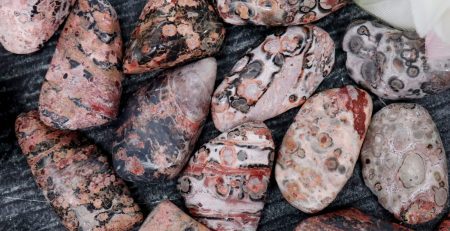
<box><xmin>343</xmin><ymin>20</ymin><xmax>450</xmax><ymax>100</ymax></box>
<box><xmin>361</xmin><ymin>103</ymin><xmax>448</xmax><ymax>224</ymax></box>
<box><xmin>295</xmin><ymin>208</ymin><xmax>410</xmax><ymax>231</ymax></box>
<box><xmin>178</xmin><ymin>122</ymin><xmax>275</xmax><ymax>231</ymax></box>
<box><xmin>113</xmin><ymin>58</ymin><xmax>217</xmax><ymax>183</ymax></box>
<box><xmin>123</xmin><ymin>0</ymin><xmax>225</xmax><ymax>74</ymax></box>
<box><xmin>0</xmin><ymin>0</ymin><xmax>75</xmax><ymax>54</ymax></box>
<box><xmin>212</xmin><ymin>25</ymin><xmax>335</xmax><ymax>132</ymax></box>
<box><xmin>139</xmin><ymin>200</ymin><xmax>209</xmax><ymax>231</ymax></box>
<box><xmin>15</xmin><ymin>111</ymin><xmax>143</xmax><ymax>231</ymax></box>
<box><xmin>39</xmin><ymin>0</ymin><xmax>123</xmax><ymax>130</ymax></box>
<box><xmin>217</xmin><ymin>0</ymin><xmax>348</xmax><ymax>26</ymax></box>
<box><xmin>275</xmin><ymin>86</ymin><xmax>373</xmax><ymax>213</ymax></box>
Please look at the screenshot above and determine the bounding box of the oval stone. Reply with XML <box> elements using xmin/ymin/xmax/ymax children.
<box><xmin>211</xmin><ymin>25</ymin><xmax>335</xmax><ymax>132</ymax></box>
<box><xmin>113</xmin><ymin>58</ymin><xmax>217</xmax><ymax>183</ymax></box>
<box><xmin>178</xmin><ymin>122</ymin><xmax>275</xmax><ymax>231</ymax></box>
<box><xmin>275</xmin><ymin>85</ymin><xmax>373</xmax><ymax>213</ymax></box>
<box><xmin>343</xmin><ymin>20</ymin><xmax>450</xmax><ymax>100</ymax></box>
<box><xmin>361</xmin><ymin>103</ymin><xmax>448</xmax><ymax>224</ymax></box>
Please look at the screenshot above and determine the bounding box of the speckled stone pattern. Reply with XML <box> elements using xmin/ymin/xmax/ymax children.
<box><xmin>38</xmin><ymin>0</ymin><xmax>123</xmax><ymax>130</ymax></box>
<box><xmin>178</xmin><ymin>122</ymin><xmax>275</xmax><ymax>231</ymax></box>
<box><xmin>212</xmin><ymin>25</ymin><xmax>335</xmax><ymax>132</ymax></box>
<box><xmin>361</xmin><ymin>103</ymin><xmax>448</xmax><ymax>225</ymax></box>
<box><xmin>113</xmin><ymin>58</ymin><xmax>217</xmax><ymax>183</ymax></box>
<box><xmin>139</xmin><ymin>200</ymin><xmax>209</xmax><ymax>231</ymax></box>
<box><xmin>0</xmin><ymin>0</ymin><xmax>75</xmax><ymax>54</ymax></box>
<box><xmin>276</xmin><ymin>85</ymin><xmax>373</xmax><ymax>213</ymax></box>
<box><xmin>14</xmin><ymin>111</ymin><xmax>143</xmax><ymax>231</ymax></box>
<box><xmin>294</xmin><ymin>208</ymin><xmax>410</xmax><ymax>231</ymax></box>
<box><xmin>122</xmin><ymin>0</ymin><xmax>225</xmax><ymax>74</ymax></box>
<box><xmin>217</xmin><ymin>0</ymin><xmax>347</xmax><ymax>26</ymax></box>
<box><xmin>343</xmin><ymin>20</ymin><xmax>450</xmax><ymax>100</ymax></box>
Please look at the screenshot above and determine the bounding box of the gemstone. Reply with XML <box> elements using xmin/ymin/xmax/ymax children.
<box><xmin>343</xmin><ymin>20</ymin><xmax>450</xmax><ymax>100</ymax></box>
<box><xmin>15</xmin><ymin>111</ymin><xmax>143</xmax><ymax>231</ymax></box>
<box><xmin>178</xmin><ymin>122</ymin><xmax>275</xmax><ymax>231</ymax></box>
<box><xmin>113</xmin><ymin>58</ymin><xmax>217</xmax><ymax>183</ymax></box>
<box><xmin>275</xmin><ymin>85</ymin><xmax>373</xmax><ymax>213</ymax></box>
<box><xmin>361</xmin><ymin>103</ymin><xmax>448</xmax><ymax>224</ymax></box>
<box><xmin>38</xmin><ymin>0</ymin><xmax>123</xmax><ymax>130</ymax></box>
<box><xmin>123</xmin><ymin>0</ymin><xmax>225</xmax><ymax>74</ymax></box>
<box><xmin>211</xmin><ymin>25</ymin><xmax>335</xmax><ymax>132</ymax></box>
<box><xmin>0</xmin><ymin>0</ymin><xmax>75</xmax><ymax>54</ymax></box>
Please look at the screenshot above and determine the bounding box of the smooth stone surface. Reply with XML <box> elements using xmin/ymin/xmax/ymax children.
<box><xmin>178</xmin><ymin>122</ymin><xmax>275</xmax><ymax>231</ymax></box>
<box><xmin>212</xmin><ymin>25</ymin><xmax>335</xmax><ymax>132</ymax></box>
<box><xmin>294</xmin><ymin>208</ymin><xmax>410</xmax><ymax>231</ymax></box>
<box><xmin>276</xmin><ymin>85</ymin><xmax>372</xmax><ymax>213</ymax></box>
<box><xmin>343</xmin><ymin>20</ymin><xmax>450</xmax><ymax>100</ymax></box>
<box><xmin>15</xmin><ymin>111</ymin><xmax>143</xmax><ymax>231</ymax></box>
<box><xmin>0</xmin><ymin>0</ymin><xmax>75</xmax><ymax>54</ymax></box>
<box><xmin>113</xmin><ymin>58</ymin><xmax>217</xmax><ymax>183</ymax></box>
<box><xmin>361</xmin><ymin>103</ymin><xmax>448</xmax><ymax>224</ymax></box>
<box><xmin>123</xmin><ymin>0</ymin><xmax>225</xmax><ymax>74</ymax></box>
<box><xmin>39</xmin><ymin>0</ymin><xmax>123</xmax><ymax>130</ymax></box>
<box><xmin>217</xmin><ymin>0</ymin><xmax>348</xmax><ymax>26</ymax></box>
<box><xmin>139</xmin><ymin>200</ymin><xmax>209</xmax><ymax>231</ymax></box>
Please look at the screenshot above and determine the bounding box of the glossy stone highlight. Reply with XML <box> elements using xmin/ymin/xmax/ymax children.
<box><xmin>123</xmin><ymin>0</ymin><xmax>225</xmax><ymax>74</ymax></box>
<box><xmin>212</xmin><ymin>25</ymin><xmax>335</xmax><ymax>132</ymax></box>
<box><xmin>0</xmin><ymin>0</ymin><xmax>75</xmax><ymax>54</ymax></box>
<box><xmin>276</xmin><ymin>86</ymin><xmax>373</xmax><ymax>213</ymax></box>
<box><xmin>15</xmin><ymin>111</ymin><xmax>143</xmax><ymax>231</ymax></box>
<box><xmin>361</xmin><ymin>103</ymin><xmax>448</xmax><ymax>224</ymax></box>
<box><xmin>113</xmin><ymin>58</ymin><xmax>217</xmax><ymax>183</ymax></box>
<box><xmin>178</xmin><ymin>122</ymin><xmax>275</xmax><ymax>231</ymax></box>
<box><xmin>343</xmin><ymin>20</ymin><xmax>450</xmax><ymax>100</ymax></box>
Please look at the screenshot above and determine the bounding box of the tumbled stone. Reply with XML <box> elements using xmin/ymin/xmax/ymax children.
<box><xmin>178</xmin><ymin>122</ymin><xmax>275</xmax><ymax>231</ymax></box>
<box><xmin>15</xmin><ymin>111</ymin><xmax>143</xmax><ymax>231</ymax></box>
<box><xmin>275</xmin><ymin>85</ymin><xmax>373</xmax><ymax>213</ymax></box>
<box><xmin>139</xmin><ymin>200</ymin><xmax>209</xmax><ymax>231</ymax></box>
<box><xmin>439</xmin><ymin>214</ymin><xmax>450</xmax><ymax>231</ymax></box>
<box><xmin>295</xmin><ymin>208</ymin><xmax>410</xmax><ymax>231</ymax></box>
<box><xmin>211</xmin><ymin>25</ymin><xmax>335</xmax><ymax>132</ymax></box>
<box><xmin>361</xmin><ymin>103</ymin><xmax>448</xmax><ymax>224</ymax></box>
<box><xmin>217</xmin><ymin>0</ymin><xmax>347</xmax><ymax>26</ymax></box>
<box><xmin>0</xmin><ymin>0</ymin><xmax>75</xmax><ymax>54</ymax></box>
<box><xmin>123</xmin><ymin>0</ymin><xmax>225</xmax><ymax>74</ymax></box>
<box><xmin>39</xmin><ymin>0</ymin><xmax>122</xmax><ymax>130</ymax></box>
<box><xmin>343</xmin><ymin>20</ymin><xmax>450</xmax><ymax>100</ymax></box>
<box><xmin>113</xmin><ymin>58</ymin><xmax>217</xmax><ymax>183</ymax></box>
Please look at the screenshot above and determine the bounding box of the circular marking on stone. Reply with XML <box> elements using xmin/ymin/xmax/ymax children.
<box><xmin>231</xmin><ymin>97</ymin><xmax>250</xmax><ymax>113</ymax></box>
<box><xmin>318</xmin><ymin>132</ymin><xmax>333</xmax><ymax>148</ymax></box>
<box><xmin>349</xmin><ymin>36</ymin><xmax>363</xmax><ymax>53</ymax></box>
<box><xmin>434</xmin><ymin>172</ymin><xmax>441</xmax><ymax>182</ymax></box>
<box><xmin>399</xmin><ymin>153</ymin><xmax>425</xmax><ymax>188</ymax></box>
<box><xmin>237</xmin><ymin>150</ymin><xmax>248</xmax><ymax>161</ymax></box>
<box><xmin>179</xmin><ymin>177</ymin><xmax>191</xmax><ymax>193</ymax></box>
<box><xmin>365</xmin><ymin>158</ymin><xmax>371</xmax><ymax>164</ymax></box>
<box><xmin>288</xmin><ymin>0</ymin><xmax>298</xmax><ymax>5</ymax></box>
<box><xmin>434</xmin><ymin>188</ymin><xmax>448</xmax><ymax>206</ymax></box>
<box><xmin>325</xmin><ymin>157</ymin><xmax>338</xmax><ymax>171</ymax></box>
<box><xmin>407</xmin><ymin>66</ymin><xmax>420</xmax><ymax>78</ymax></box>
<box><xmin>285</xmin><ymin>15</ymin><xmax>294</xmax><ymax>23</ymax></box>
<box><xmin>296</xmin><ymin>148</ymin><xmax>306</xmax><ymax>158</ymax></box>
<box><xmin>388</xmin><ymin>76</ymin><xmax>405</xmax><ymax>92</ymax></box>
<box><xmin>361</xmin><ymin>61</ymin><xmax>378</xmax><ymax>84</ymax></box>
<box><xmin>273</xmin><ymin>53</ymin><xmax>284</xmax><ymax>66</ymax></box>
<box><xmin>215</xmin><ymin>177</ymin><xmax>230</xmax><ymax>196</ymax></box>
<box><xmin>289</xmin><ymin>94</ymin><xmax>298</xmax><ymax>103</ymax></box>
<box><xmin>375</xmin><ymin>182</ymin><xmax>382</xmax><ymax>191</ymax></box>
<box><xmin>357</xmin><ymin>25</ymin><xmax>370</xmax><ymax>36</ymax></box>
<box><xmin>162</xmin><ymin>24</ymin><xmax>177</xmax><ymax>37</ymax></box>
<box><xmin>220</xmin><ymin>146</ymin><xmax>237</xmax><ymax>166</ymax></box>
<box><xmin>338</xmin><ymin>165</ymin><xmax>346</xmax><ymax>174</ymax></box>
<box><xmin>240</xmin><ymin>60</ymin><xmax>263</xmax><ymax>79</ymax></box>
<box><xmin>333</xmin><ymin>148</ymin><xmax>342</xmax><ymax>156</ymax></box>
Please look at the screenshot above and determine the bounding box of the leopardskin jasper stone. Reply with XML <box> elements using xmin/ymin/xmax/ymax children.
<box><xmin>178</xmin><ymin>122</ymin><xmax>275</xmax><ymax>231</ymax></box>
<box><xmin>139</xmin><ymin>200</ymin><xmax>209</xmax><ymax>231</ymax></box>
<box><xmin>343</xmin><ymin>20</ymin><xmax>450</xmax><ymax>100</ymax></box>
<box><xmin>15</xmin><ymin>111</ymin><xmax>143</xmax><ymax>231</ymax></box>
<box><xmin>123</xmin><ymin>0</ymin><xmax>225</xmax><ymax>74</ymax></box>
<box><xmin>361</xmin><ymin>103</ymin><xmax>448</xmax><ymax>225</ymax></box>
<box><xmin>0</xmin><ymin>0</ymin><xmax>75</xmax><ymax>54</ymax></box>
<box><xmin>212</xmin><ymin>25</ymin><xmax>335</xmax><ymax>132</ymax></box>
<box><xmin>113</xmin><ymin>58</ymin><xmax>217</xmax><ymax>183</ymax></box>
<box><xmin>39</xmin><ymin>0</ymin><xmax>123</xmax><ymax>130</ymax></box>
<box><xmin>294</xmin><ymin>208</ymin><xmax>410</xmax><ymax>231</ymax></box>
<box><xmin>275</xmin><ymin>86</ymin><xmax>373</xmax><ymax>213</ymax></box>
<box><xmin>217</xmin><ymin>0</ymin><xmax>348</xmax><ymax>26</ymax></box>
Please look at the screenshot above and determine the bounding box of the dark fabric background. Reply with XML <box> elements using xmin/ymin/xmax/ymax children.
<box><xmin>0</xmin><ymin>1</ymin><xmax>448</xmax><ymax>230</ymax></box>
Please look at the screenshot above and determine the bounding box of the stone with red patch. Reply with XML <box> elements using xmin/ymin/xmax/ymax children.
<box><xmin>275</xmin><ymin>85</ymin><xmax>372</xmax><ymax>213</ymax></box>
<box><xmin>123</xmin><ymin>0</ymin><xmax>225</xmax><ymax>74</ymax></box>
<box><xmin>113</xmin><ymin>58</ymin><xmax>217</xmax><ymax>183</ymax></box>
<box><xmin>0</xmin><ymin>0</ymin><xmax>75</xmax><ymax>54</ymax></box>
<box><xmin>178</xmin><ymin>122</ymin><xmax>275</xmax><ymax>231</ymax></box>
<box><xmin>39</xmin><ymin>0</ymin><xmax>123</xmax><ymax>130</ymax></box>
<box><xmin>15</xmin><ymin>111</ymin><xmax>143</xmax><ymax>231</ymax></box>
<box><xmin>361</xmin><ymin>103</ymin><xmax>448</xmax><ymax>224</ymax></box>
<box><xmin>294</xmin><ymin>208</ymin><xmax>410</xmax><ymax>230</ymax></box>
